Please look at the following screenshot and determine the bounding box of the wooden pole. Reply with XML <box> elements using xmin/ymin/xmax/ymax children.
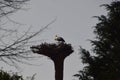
<box><xmin>54</xmin><ymin>59</ymin><xmax>64</xmax><ymax>80</ymax></box>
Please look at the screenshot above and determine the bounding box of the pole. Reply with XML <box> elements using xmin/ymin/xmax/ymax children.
<box><xmin>54</xmin><ymin>59</ymin><xmax>64</xmax><ymax>80</ymax></box>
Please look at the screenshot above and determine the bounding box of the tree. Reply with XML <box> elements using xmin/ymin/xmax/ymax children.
<box><xmin>0</xmin><ymin>0</ymin><xmax>29</xmax><ymax>18</ymax></box>
<box><xmin>0</xmin><ymin>0</ymin><xmax>55</xmax><ymax>66</ymax></box>
<box><xmin>75</xmin><ymin>1</ymin><xmax>120</xmax><ymax>80</ymax></box>
<box><xmin>30</xmin><ymin>42</ymin><xmax>74</xmax><ymax>80</ymax></box>
<box><xmin>0</xmin><ymin>69</ymin><xmax>37</xmax><ymax>80</ymax></box>
<box><xmin>0</xmin><ymin>69</ymin><xmax>23</xmax><ymax>80</ymax></box>
<box><xmin>0</xmin><ymin>0</ymin><xmax>55</xmax><ymax>80</ymax></box>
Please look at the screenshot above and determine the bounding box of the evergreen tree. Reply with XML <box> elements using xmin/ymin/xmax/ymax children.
<box><xmin>0</xmin><ymin>69</ymin><xmax>23</xmax><ymax>80</ymax></box>
<box><xmin>75</xmin><ymin>1</ymin><xmax>120</xmax><ymax>80</ymax></box>
<box><xmin>0</xmin><ymin>69</ymin><xmax>36</xmax><ymax>80</ymax></box>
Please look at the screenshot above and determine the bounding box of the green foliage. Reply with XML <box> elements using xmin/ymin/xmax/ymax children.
<box><xmin>75</xmin><ymin>1</ymin><xmax>120</xmax><ymax>80</ymax></box>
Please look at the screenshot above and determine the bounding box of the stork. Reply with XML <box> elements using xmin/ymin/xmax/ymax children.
<box><xmin>55</xmin><ymin>35</ymin><xmax>65</xmax><ymax>42</ymax></box>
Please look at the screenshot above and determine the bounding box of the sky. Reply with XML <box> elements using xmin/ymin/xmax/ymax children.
<box><xmin>0</xmin><ymin>0</ymin><xmax>114</xmax><ymax>80</ymax></box>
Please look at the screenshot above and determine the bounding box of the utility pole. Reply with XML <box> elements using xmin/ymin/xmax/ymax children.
<box><xmin>30</xmin><ymin>42</ymin><xmax>73</xmax><ymax>80</ymax></box>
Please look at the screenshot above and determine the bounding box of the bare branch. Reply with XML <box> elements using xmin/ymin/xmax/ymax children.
<box><xmin>0</xmin><ymin>0</ymin><xmax>29</xmax><ymax>18</ymax></box>
<box><xmin>0</xmin><ymin>0</ymin><xmax>56</xmax><ymax>67</ymax></box>
<box><xmin>0</xmin><ymin>19</ymin><xmax>56</xmax><ymax>66</ymax></box>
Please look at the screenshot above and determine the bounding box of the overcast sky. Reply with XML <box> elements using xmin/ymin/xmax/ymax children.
<box><xmin>0</xmin><ymin>0</ymin><xmax>114</xmax><ymax>80</ymax></box>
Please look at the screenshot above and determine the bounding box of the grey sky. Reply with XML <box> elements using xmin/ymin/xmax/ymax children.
<box><xmin>0</xmin><ymin>0</ymin><xmax>113</xmax><ymax>80</ymax></box>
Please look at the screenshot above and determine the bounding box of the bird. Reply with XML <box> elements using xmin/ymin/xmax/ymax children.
<box><xmin>54</xmin><ymin>35</ymin><xmax>65</xmax><ymax>42</ymax></box>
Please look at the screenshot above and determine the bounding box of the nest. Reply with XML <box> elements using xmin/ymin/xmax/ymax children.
<box><xmin>30</xmin><ymin>42</ymin><xmax>74</xmax><ymax>60</ymax></box>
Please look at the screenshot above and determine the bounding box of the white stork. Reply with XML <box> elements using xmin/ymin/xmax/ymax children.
<box><xmin>54</xmin><ymin>35</ymin><xmax>65</xmax><ymax>42</ymax></box>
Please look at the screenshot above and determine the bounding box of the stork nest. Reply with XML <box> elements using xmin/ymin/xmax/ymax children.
<box><xmin>30</xmin><ymin>42</ymin><xmax>74</xmax><ymax>60</ymax></box>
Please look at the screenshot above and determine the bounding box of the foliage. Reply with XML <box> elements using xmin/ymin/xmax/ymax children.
<box><xmin>0</xmin><ymin>69</ymin><xmax>23</xmax><ymax>80</ymax></box>
<box><xmin>0</xmin><ymin>69</ymin><xmax>37</xmax><ymax>80</ymax></box>
<box><xmin>75</xmin><ymin>1</ymin><xmax>120</xmax><ymax>80</ymax></box>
